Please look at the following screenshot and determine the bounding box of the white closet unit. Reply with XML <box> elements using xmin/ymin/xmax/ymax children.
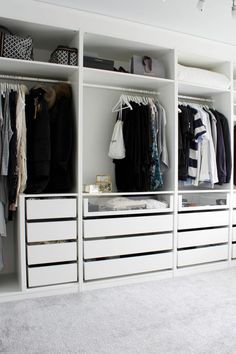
<box><xmin>82</xmin><ymin>33</ymin><xmax>175</xmax><ymax>284</ymax></box>
<box><xmin>176</xmin><ymin>52</ymin><xmax>232</xmax><ymax>272</ymax></box>
<box><xmin>1</xmin><ymin>9</ymin><xmax>236</xmax><ymax>301</ymax></box>
<box><xmin>82</xmin><ymin>33</ymin><xmax>176</xmax><ymax>192</ymax></box>
<box><xmin>0</xmin><ymin>17</ymin><xmax>80</xmax><ymax>301</ymax></box>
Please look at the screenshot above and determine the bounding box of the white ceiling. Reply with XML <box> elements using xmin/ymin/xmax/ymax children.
<box><xmin>35</xmin><ymin>0</ymin><xmax>236</xmax><ymax>46</ymax></box>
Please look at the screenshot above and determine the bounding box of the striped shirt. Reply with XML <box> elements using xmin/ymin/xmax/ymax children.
<box><xmin>188</xmin><ymin>108</ymin><xmax>206</xmax><ymax>180</ymax></box>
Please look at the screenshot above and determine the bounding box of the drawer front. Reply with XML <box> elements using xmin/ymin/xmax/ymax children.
<box><xmin>177</xmin><ymin>244</ymin><xmax>228</xmax><ymax>267</ymax></box>
<box><xmin>178</xmin><ymin>211</ymin><xmax>228</xmax><ymax>230</ymax></box>
<box><xmin>27</xmin><ymin>242</ymin><xmax>77</xmax><ymax>265</ymax></box>
<box><xmin>178</xmin><ymin>228</ymin><xmax>228</xmax><ymax>249</ymax></box>
<box><xmin>27</xmin><ymin>220</ymin><xmax>77</xmax><ymax>242</ymax></box>
<box><xmin>83</xmin><ymin>214</ymin><xmax>173</xmax><ymax>238</ymax></box>
<box><xmin>28</xmin><ymin>263</ymin><xmax>78</xmax><ymax>287</ymax></box>
<box><xmin>232</xmin><ymin>244</ymin><xmax>236</xmax><ymax>259</ymax></box>
<box><xmin>232</xmin><ymin>194</ymin><xmax>236</xmax><ymax>208</ymax></box>
<box><xmin>232</xmin><ymin>211</ymin><xmax>236</xmax><ymax>225</ymax></box>
<box><xmin>233</xmin><ymin>227</ymin><xmax>236</xmax><ymax>242</ymax></box>
<box><xmin>84</xmin><ymin>233</ymin><xmax>173</xmax><ymax>259</ymax></box>
<box><xmin>26</xmin><ymin>198</ymin><xmax>77</xmax><ymax>220</ymax></box>
<box><xmin>84</xmin><ymin>252</ymin><xmax>172</xmax><ymax>280</ymax></box>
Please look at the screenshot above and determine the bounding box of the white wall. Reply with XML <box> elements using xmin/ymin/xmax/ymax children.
<box><xmin>34</xmin><ymin>0</ymin><xmax>236</xmax><ymax>46</ymax></box>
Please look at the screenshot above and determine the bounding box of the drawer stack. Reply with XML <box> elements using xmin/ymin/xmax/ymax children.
<box><xmin>26</xmin><ymin>197</ymin><xmax>78</xmax><ymax>288</ymax></box>
<box><xmin>83</xmin><ymin>212</ymin><xmax>174</xmax><ymax>281</ymax></box>
<box><xmin>177</xmin><ymin>210</ymin><xmax>229</xmax><ymax>268</ymax></box>
<box><xmin>232</xmin><ymin>194</ymin><xmax>236</xmax><ymax>259</ymax></box>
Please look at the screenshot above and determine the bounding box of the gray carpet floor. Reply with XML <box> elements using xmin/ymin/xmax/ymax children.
<box><xmin>1</xmin><ymin>268</ymin><xmax>236</xmax><ymax>354</ymax></box>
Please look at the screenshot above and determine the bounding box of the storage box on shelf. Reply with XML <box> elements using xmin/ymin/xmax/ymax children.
<box><xmin>25</xmin><ymin>197</ymin><xmax>78</xmax><ymax>288</ymax></box>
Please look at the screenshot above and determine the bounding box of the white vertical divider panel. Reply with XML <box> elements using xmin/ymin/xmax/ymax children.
<box><xmin>18</xmin><ymin>195</ymin><xmax>27</xmax><ymax>292</ymax></box>
<box><xmin>213</xmin><ymin>83</ymin><xmax>232</xmax><ymax>262</ymax></box>
<box><xmin>173</xmin><ymin>49</ymin><xmax>179</xmax><ymax>274</ymax></box>
<box><xmin>78</xmin><ymin>30</ymin><xmax>84</xmax><ymax>291</ymax></box>
<box><xmin>67</xmin><ymin>30</ymin><xmax>80</xmax><ymax>288</ymax></box>
<box><xmin>229</xmin><ymin>60</ymin><xmax>234</xmax><ymax>265</ymax></box>
<box><xmin>158</xmin><ymin>86</ymin><xmax>175</xmax><ymax>191</ymax></box>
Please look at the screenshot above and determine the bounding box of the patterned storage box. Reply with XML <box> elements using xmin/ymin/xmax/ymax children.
<box><xmin>0</xmin><ymin>26</ymin><xmax>33</xmax><ymax>60</ymax></box>
<box><xmin>49</xmin><ymin>46</ymin><xmax>78</xmax><ymax>66</ymax></box>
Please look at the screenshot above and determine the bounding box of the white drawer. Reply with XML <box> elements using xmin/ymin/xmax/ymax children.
<box><xmin>27</xmin><ymin>220</ymin><xmax>77</xmax><ymax>242</ymax></box>
<box><xmin>27</xmin><ymin>242</ymin><xmax>77</xmax><ymax>265</ymax></box>
<box><xmin>26</xmin><ymin>198</ymin><xmax>77</xmax><ymax>220</ymax></box>
<box><xmin>232</xmin><ymin>244</ymin><xmax>236</xmax><ymax>259</ymax></box>
<box><xmin>84</xmin><ymin>252</ymin><xmax>172</xmax><ymax>280</ymax></box>
<box><xmin>83</xmin><ymin>195</ymin><xmax>173</xmax><ymax>217</ymax></box>
<box><xmin>232</xmin><ymin>210</ymin><xmax>236</xmax><ymax>225</ymax></box>
<box><xmin>177</xmin><ymin>244</ymin><xmax>228</xmax><ymax>267</ymax></box>
<box><xmin>83</xmin><ymin>214</ymin><xmax>173</xmax><ymax>238</ymax></box>
<box><xmin>232</xmin><ymin>194</ymin><xmax>236</xmax><ymax>208</ymax></box>
<box><xmin>84</xmin><ymin>233</ymin><xmax>172</xmax><ymax>259</ymax></box>
<box><xmin>232</xmin><ymin>227</ymin><xmax>236</xmax><ymax>242</ymax></box>
<box><xmin>178</xmin><ymin>228</ymin><xmax>228</xmax><ymax>248</ymax></box>
<box><xmin>178</xmin><ymin>211</ymin><xmax>228</xmax><ymax>230</ymax></box>
<box><xmin>28</xmin><ymin>263</ymin><xmax>78</xmax><ymax>287</ymax></box>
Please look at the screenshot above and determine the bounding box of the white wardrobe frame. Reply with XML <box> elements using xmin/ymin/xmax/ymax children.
<box><xmin>1</xmin><ymin>3</ymin><xmax>236</xmax><ymax>302</ymax></box>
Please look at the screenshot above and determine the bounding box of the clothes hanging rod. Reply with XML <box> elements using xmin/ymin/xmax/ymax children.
<box><xmin>178</xmin><ymin>94</ymin><xmax>214</xmax><ymax>103</ymax></box>
<box><xmin>84</xmin><ymin>83</ymin><xmax>159</xmax><ymax>95</ymax></box>
<box><xmin>0</xmin><ymin>74</ymin><xmax>69</xmax><ymax>84</ymax></box>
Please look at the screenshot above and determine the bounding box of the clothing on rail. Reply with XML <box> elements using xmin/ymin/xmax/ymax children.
<box><xmin>0</xmin><ymin>84</ymin><xmax>27</xmax><ymax>271</ymax></box>
<box><xmin>109</xmin><ymin>96</ymin><xmax>169</xmax><ymax>192</ymax></box>
<box><xmin>25</xmin><ymin>83</ymin><xmax>74</xmax><ymax>194</ymax></box>
<box><xmin>0</xmin><ymin>81</ymin><xmax>74</xmax><ymax>271</ymax></box>
<box><xmin>178</xmin><ymin>103</ymin><xmax>231</xmax><ymax>187</ymax></box>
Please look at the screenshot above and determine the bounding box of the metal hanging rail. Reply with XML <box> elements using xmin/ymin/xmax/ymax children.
<box><xmin>178</xmin><ymin>94</ymin><xmax>214</xmax><ymax>103</ymax></box>
<box><xmin>84</xmin><ymin>83</ymin><xmax>159</xmax><ymax>95</ymax></box>
<box><xmin>0</xmin><ymin>74</ymin><xmax>69</xmax><ymax>84</ymax></box>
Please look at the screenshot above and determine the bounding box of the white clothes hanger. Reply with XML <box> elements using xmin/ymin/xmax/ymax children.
<box><xmin>112</xmin><ymin>94</ymin><xmax>133</xmax><ymax>113</ymax></box>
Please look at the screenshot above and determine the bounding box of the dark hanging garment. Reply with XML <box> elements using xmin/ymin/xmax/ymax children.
<box><xmin>234</xmin><ymin>125</ymin><xmax>236</xmax><ymax>185</ymax></box>
<box><xmin>25</xmin><ymin>87</ymin><xmax>51</xmax><ymax>193</ymax></box>
<box><xmin>114</xmin><ymin>102</ymin><xmax>151</xmax><ymax>192</ymax></box>
<box><xmin>8</xmin><ymin>91</ymin><xmax>18</xmax><ymax>205</ymax></box>
<box><xmin>45</xmin><ymin>83</ymin><xmax>74</xmax><ymax>193</ymax></box>
<box><xmin>210</xmin><ymin>109</ymin><xmax>227</xmax><ymax>185</ymax></box>
<box><xmin>178</xmin><ymin>105</ymin><xmax>197</xmax><ymax>180</ymax></box>
<box><xmin>217</xmin><ymin>111</ymin><xmax>231</xmax><ymax>183</ymax></box>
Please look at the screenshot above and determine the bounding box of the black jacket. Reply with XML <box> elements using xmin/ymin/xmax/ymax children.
<box><xmin>45</xmin><ymin>83</ymin><xmax>74</xmax><ymax>192</ymax></box>
<box><xmin>114</xmin><ymin>102</ymin><xmax>151</xmax><ymax>192</ymax></box>
<box><xmin>25</xmin><ymin>88</ymin><xmax>51</xmax><ymax>193</ymax></box>
<box><xmin>211</xmin><ymin>109</ymin><xmax>231</xmax><ymax>184</ymax></box>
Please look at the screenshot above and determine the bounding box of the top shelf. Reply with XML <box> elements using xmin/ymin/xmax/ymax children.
<box><xmin>178</xmin><ymin>81</ymin><xmax>230</xmax><ymax>97</ymax></box>
<box><xmin>0</xmin><ymin>57</ymin><xmax>78</xmax><ymax>81</ymax></box>
<box><xmin>83</xmin><ymin>67</ymin><xmax>174</xmax><ymax>91</ymax></box>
